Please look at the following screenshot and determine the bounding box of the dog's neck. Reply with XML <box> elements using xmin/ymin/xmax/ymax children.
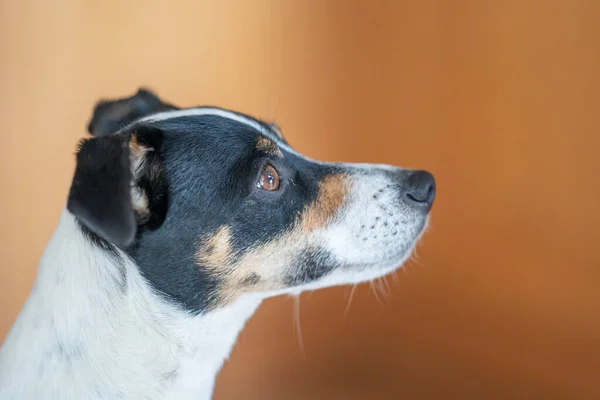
<box><xmin>0</xmin><ymin>210</ymin><xmax>262</xmax><ymax>400</ymax></box>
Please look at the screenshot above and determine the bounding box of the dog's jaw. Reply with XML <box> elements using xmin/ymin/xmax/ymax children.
<box><xmin>0</xmin><ymin>210</ymin><xmax>261</xmax><ymax>400</ymax></box>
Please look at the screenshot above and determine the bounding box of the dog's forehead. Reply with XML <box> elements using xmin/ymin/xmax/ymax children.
<box><xmin>134</xmin><ymin>107</ymin><xmax>283</xmax><ymax>143</ymax></box>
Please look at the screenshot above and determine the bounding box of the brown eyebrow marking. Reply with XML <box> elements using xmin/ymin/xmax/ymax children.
<box><xmin>256</xmin><ymin>136</ymin><xmax>283</xmax><ymax>157</ymax></box>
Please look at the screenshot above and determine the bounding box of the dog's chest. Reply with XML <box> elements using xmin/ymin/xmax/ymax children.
<box><xmin>161</xmin><ymin>299</ymin><xmax>262</xmax><ymax>399</ymax></box>
<box><xmin>0</xmin><ymin>212</ymin><xmax>263</xmax><ymax>400</ymax></box>
<box><xmin>1</xmin><ymin>281</ymin><xmax>261</xmax><ymax>400</ymax></box>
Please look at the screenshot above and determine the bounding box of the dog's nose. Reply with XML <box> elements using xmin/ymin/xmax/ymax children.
<box><xmin>401</xmin><ymin>170</ymin><xmax>436</xmax><ymax>211</ymax></box>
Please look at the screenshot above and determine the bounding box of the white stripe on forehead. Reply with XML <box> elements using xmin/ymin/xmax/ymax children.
<box><xmin>126</xmin><ymin>107</ymin><xmax>402</xmax><ymax>173</ymax></box>
<box><xmin>136</xmin><ymin>107</ymin><xmax>287</xmax><ymax>149</ymax></box>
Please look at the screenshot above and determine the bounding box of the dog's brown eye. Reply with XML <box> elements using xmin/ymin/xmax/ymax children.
<box><xmin>257</xmin><ymin>164</ymin><xmax>280</xmax><ymax>191</ymax></box>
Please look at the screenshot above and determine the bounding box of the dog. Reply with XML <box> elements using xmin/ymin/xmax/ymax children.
<box><xmin>0</xmin><ymin>89</ymin><xmax>435</xmax><ymax>399</ymax></box>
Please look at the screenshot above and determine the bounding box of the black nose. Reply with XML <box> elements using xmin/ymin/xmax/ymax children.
<box><xmin>402</xmin><ymin>170</ymin><xmax>436</xmax><ymax>210</ymax></box>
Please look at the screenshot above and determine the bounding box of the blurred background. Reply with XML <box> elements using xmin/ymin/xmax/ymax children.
<box><xmin>1</xmin><ymin>1</ymin><xmax>599</xmax><ymax>398</ymax></box>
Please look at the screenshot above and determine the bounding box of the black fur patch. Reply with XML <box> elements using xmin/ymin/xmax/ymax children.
<box><xmin>284</xmin><ymin>248</ymin><xmax>338</xmax><ymax>286</ymax></box>
<box><xmin>241</xmin><ymin>273</ymin><xmax>261</xmax><ymax>286</ymax></box>
<box><xmin>88</xmin><ymin>88</ymin><xmax>176</xmax><ymax>136</ymax></box>
<box><xmin>68</xmin><ymin>134</ymin><xmax>137</xmax><ymax>248</ymax></box>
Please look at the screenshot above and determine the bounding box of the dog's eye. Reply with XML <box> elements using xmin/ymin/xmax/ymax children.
<box><xmin>257</xmin><ymin>164</ymin><xmax>280</xmax><ymax>191</ymax></box>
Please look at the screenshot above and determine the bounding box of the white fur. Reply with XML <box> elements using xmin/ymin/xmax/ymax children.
<box><xmin>0</xmin><ymin>211</ymin><xmax>261</xmax><ymax>400</ymax></box>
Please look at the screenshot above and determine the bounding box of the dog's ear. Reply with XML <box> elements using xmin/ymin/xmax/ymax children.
<box><xmin>87</xmin><ymin>88</ymin><xmax>177</xmax><ymax>137</ymax></box>
<box><xmin>67</xmin><ymin>129</ymin><xmax>167</xmax><ymax>247</ymax></box>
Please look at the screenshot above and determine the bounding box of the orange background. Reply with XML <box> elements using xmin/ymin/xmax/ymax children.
<box><xmin>1</xmin><ymin>1</ymin><xmax>599</xmax><ymax>399</ymax></box>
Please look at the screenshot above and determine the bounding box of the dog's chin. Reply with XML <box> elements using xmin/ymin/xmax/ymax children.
<box><xmin>299</xmin><ymin>216</ymin><xmax>431</xmax><ymax>295</ymax></box>
<box><xmin>338</xmin><ymin>249</ymin><xmax>414</xmax><ymax>283</ymax></box>
<box><xmin>285</xmin><ymin>244</ymin><xmax>418</xmax><ymax>296</ymax></box>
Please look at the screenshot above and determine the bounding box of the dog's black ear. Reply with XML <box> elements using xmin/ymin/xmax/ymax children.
<box><xmin>87</xmin><ymin>88</ymin><xmax>177</xmax><ymax>137</ymax></box>
<box><xmin>67</xmin><ymin>129</ymin><xmax>166</xmax><ymax>248</ymax></box>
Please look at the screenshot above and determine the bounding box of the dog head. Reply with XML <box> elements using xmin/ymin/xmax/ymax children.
<box><xmin>68</xmin><ymin>89</ymin><xmax>435</xmax><ymax>312</ymax></box>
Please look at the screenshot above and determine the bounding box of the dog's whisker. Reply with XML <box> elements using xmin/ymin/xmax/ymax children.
<box><xmin>370</xmin><ymin>281</ymin><xmax>384</xmax><ymax>307</ymax></box>
<box><xmin>380</xmin><ymin>278</ymin><xmax>391</xmax><ymax>301</ymax></box>
<box><xmin>382</xmin><ymin>276</ymin><xmax>392</xmax><ymax>298</ymax></box>
<box><xmin>412</xmin><ymin>246</ymin><xmax>420</xmax><ymax>261</ymax></box>
<box><xmin>410</xmin><ymin>252</ymin><xmax>423</xmax><ymax>268</ymax></box>
<box><xmin>344</xmin><ymin>284</ymin><xmax>358</xmax><ymax>318</ymax></box>
<box><xmin>293</xmin><ymin>295</ymin><xmax>305</xmax><ymax>357</ymax></box>
<box><xmin>375</xmin><ymin>278</ymin><xmax>385</xmax><ymax>299</ymax></box>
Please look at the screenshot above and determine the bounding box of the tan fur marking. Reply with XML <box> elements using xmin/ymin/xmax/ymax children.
<box><xmin>255</xmin><ymin>136</ymin><xmax>283</xmax><ymax>157</ymax></box>
<box><xmin>195</xmin><ymin>226</ymin><xmax>298</xmax><ymax>307</ymax></box>
<box><xmin>300</xmin><ymin>174</ymin><xmax>350</xmax><ymax>232</ymax></box>
<box><xmin>194</xmin><ymin>174</ymin><xmax>350</xmax><ymax>308</ymax></box>
<box><xmin>129</xmin><ymin>134</ymin><xmax>150</xmax><ymax>174</ymax></box>
<box><xmin>131</xmin><ymin>187</ymin><xmax>149</xmax><ymax>218</ymax></box>
<box><xmin>197</xmin><ymin>226</ymin><xmax>233</xmax><ymax>272</ymax></box>
<box><xmin>129</xmin><ymin>134</ymin><xmax>152</xmax><ymax>217</ymax></box>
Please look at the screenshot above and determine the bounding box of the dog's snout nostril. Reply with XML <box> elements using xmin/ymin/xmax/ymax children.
<box><xmin>402</xmin><ymin>170</ymin><xmax>436</xmax><ymax>211</ymax></box>
<box><xmin>406</xmin><ymin>187</ymin><xmax>433</xmax><ymax>203</ymax></box>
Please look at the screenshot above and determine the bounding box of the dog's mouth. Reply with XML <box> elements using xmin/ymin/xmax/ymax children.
<box><xmin>347</xmin><ymin>252</ymin><xmax>406</xmax><ymax>269</ymax></box>
<box><xmin>337</xmin><ymin>220</ymin><xmax>428</xmax><ymax>275</ymax></box>
<box><xmin>341</xmin><ymin>247</ymin><xmax>413</xmax><ymax>273</ymax></box>
<box><xmin>288</xmin><ymin>232</ymin><xmax>426</xmax><ymax>293</ymax></box>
